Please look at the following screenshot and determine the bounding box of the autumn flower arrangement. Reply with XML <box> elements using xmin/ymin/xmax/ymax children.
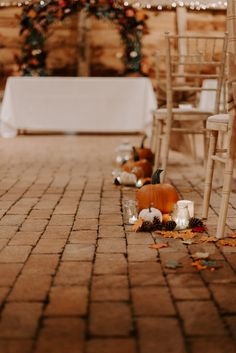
<box><xmin>17</xmin><ymin>0</ymin><xmax>148</xmax><ymax>76</ymax></box>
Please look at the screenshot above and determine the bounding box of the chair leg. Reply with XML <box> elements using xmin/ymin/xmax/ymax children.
<box><xmin>214</xmin><ymin>131</ymin><xmax>225</xmax><ymax>188</ymax></box>
<box><xmin>202</xmin><ymin>130</ymin><xmax>218</xmax><ymax>219</ymax></box>
<box><xmin>203</xmin><ymin>121</ymin><xmax>208</xmax><ymax>167</ymax></box>
<box><xmin>191</xmin><ymin>134</ymin><xmax>198</xmax><ymax>162</ymax></box>
<box><xmin>150</xmin><ymin>114</ymin><xmax>157</xmax><ymax>152</ymax></box>
<box><xmin>153</xmin><ymin>119</ymin><xmax>163</xmax><ymax>171</ymax></box>
<box><xmin>216</xmin><ymin>157</ymin><xmax>234</xmax><ymax>238</ymax></box>
<box><xmin>160</xmin><ymin>116</ymin><xmax>172</xmax><ymax>182</ymax></box>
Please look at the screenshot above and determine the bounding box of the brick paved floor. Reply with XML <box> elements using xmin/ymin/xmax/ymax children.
<box><xmin>0</xmin><ymin>135</ymin><xmax>235</xmax><ymax>353</ymax></box>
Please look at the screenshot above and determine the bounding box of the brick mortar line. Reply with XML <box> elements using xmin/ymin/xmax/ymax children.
<box><xmin>1</xmin><ymin>164</ymin><xmax>60</xmax><ymax>247</ymax></box>
<box><xmin>0</xmin><ymin>162</ymin><xmax>36</xmax><ymax>198</ymax></box>
<box><xmin>172</xmin><ymin>176</ymin><xmax>236</xmax><ymax>341</ymax></box>
<box><xmin>150</xmin><ymin>230</ymin><xmax>192</xmax><ymax>353</ymax></box>
<box><xmin>0</xmin><ymin>163</ymin><xmax>46</xmax><ymax>220</ymax></box>
<box><xmin>123</xmin><ymin>174</ymin><xmax>192</xmax><ymax>353</ymax></box>
<box><xmin>179</xmin><ymin>175</ymin><xmax>236</xmax><ymax>276</ymax></box>
<box><xmin>0</xmin><ymin>166</ymin><xmax>60</xmax><ymax>307</ymax></box>
<box><xmin>31</xmin><ymin>168</ymin><xmax>87</xmax><ymax>353</ymax></box>
<box><xmin>121</xmin><ymin>188</ymin><xmax>142</xmax><ymax>353</ymax></box>
<box><xmin>158</xmin><ymin>175</ymin><xmax>213</xmax><ymax>352</ymax></box>
<box><xmin>186</xmin><ymin>245</ymin><xmax>236</xmax><ymax>344</ymax></box>
<box><xmin>187</xmin><ymin>175</ymin><xmax>222</xmax><ymax>217</ymax></box>
<box><xmin>185</xmin><ymin>173</ymin><xmax>236</xmax><ymax>228</ymax></box>
<box><xmin>0</xmin><ymin>164</ymin><xmax>66</xmax><ymax>319</ymax></box>
<box><xmin>122</xmin><ymin>177</ymin><xmax>193</xmax><ymax>353</ymax></box>
<box><xmin>0</xmin><ymin>159</ymin><xmax>58</xmax><ymax>220</ymax></box>
<box><xmin>84</xmin><ymin>178</ymin><xmax>103</xmax><ymax>353</ymax></box>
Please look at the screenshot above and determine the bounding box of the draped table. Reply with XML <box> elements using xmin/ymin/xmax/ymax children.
<box><xmin>0</xmin><ymin>77</ymin><xmax>156</xmax><ymax>137</ymax></box>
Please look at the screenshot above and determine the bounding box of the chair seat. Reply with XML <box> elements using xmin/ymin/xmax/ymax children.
<box><xmin>207</xmin><ymin>114</ymin><xmax>229</xmax><ymax>132</ymax></box>
<box><xmin>207</xmin><ymin>114</ymin><xmax>229</xmax><ymax>123</ymax></box>
<box><xmin>153</xmin><ymin>107</ymin><xmax>213</xmax><ymax>121</ymax></box>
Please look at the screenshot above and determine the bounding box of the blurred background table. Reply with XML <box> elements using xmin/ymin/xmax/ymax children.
<box><xmin>0</xmin><ymin>77</ymin><xmax>156</xmax><ymax>137</ymax></box>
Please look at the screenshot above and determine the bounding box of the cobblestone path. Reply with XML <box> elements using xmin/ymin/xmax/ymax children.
<box><xmin>0</xmin><ymin>135</ymin><xmax>235</xmax><ymax>353</ymax></box>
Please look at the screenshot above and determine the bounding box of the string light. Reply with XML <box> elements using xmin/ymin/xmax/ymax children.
<box><xmin>0</xmin><ymin>0</ymin><xmax>228</xmax><ymax>9</ymax></box>
<box><xmin>118</xmin><ymin>0</ymin><xmax>228</xmax><ymax>10</ymax></box>
<box><xmin>0</xmin><ymin>0</ymin><xmax>31</xmax><ymax>7</ymax></box>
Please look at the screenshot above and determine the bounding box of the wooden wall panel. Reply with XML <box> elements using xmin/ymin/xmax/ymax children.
<box><xmin>0</xmin><ymin>6</ymin><xmax>226</xmax><ymax>86</ymax></box>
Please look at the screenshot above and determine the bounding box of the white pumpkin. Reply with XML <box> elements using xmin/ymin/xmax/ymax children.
<box><xmin>139</xmin><ymin>207</ymin><xmax>162</xmax><ymax>222</ymax></box>
<box><xmin>119</xmin><ymin>171</ymin><xmax>137</xmax><ymax>186</ymax></box>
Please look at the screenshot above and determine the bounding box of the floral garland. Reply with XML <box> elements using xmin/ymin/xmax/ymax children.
<box><xmin>18</xmin><ymin>0</ymin><xmax>148</xmax><ymax>76</ymax></box>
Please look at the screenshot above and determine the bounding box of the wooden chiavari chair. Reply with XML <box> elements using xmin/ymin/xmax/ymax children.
<box><xmin>151</xmin><ymin>32</ymin><xmax>228</xmax><ymax>182</ymax></box>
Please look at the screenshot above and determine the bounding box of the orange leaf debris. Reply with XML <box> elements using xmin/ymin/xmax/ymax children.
<box><xmin>192</xmin><ymin>260</ymin><xmax>207</xmax><ymax>271</ymax></box>
<box><xmin>155</xmin><ymin>229</ymin><xmax>197</xmax><ymax>241</ymax></box>
<box><xmin>199</xmin><ymin>235</ymin><xmax>218</xmax><ymax>243</ymax></box>
<box><xmin>149</xmin><ymin>243</ymin><xmax>169</xmax><ymax>250</ymax></box>
<box><xmin>131</xmin><ymin>218</ymin><xmax>144</xmax><ymax>232</ymax></box>
<box><xmin>218</xmin><ymin>239</ymin><xmax>236</xmax><ymax>247</ymax></box>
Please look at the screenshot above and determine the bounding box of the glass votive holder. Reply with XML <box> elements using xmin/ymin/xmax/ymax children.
<box><xmin>123</xmin><ymin>200</ymin><xmax>138</xmax><ymax>225</ymax></box>
<box><xmin>172</xmin><ymin>204</ymin><xmax>190</xmax><ymax>230</ymax></box>
<box><xmin>177</xmin><ymin>200</ymin><xmax>194</xmax><ymax>218</ymax></box>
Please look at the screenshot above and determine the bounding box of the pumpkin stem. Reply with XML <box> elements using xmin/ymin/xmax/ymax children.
<box><xmin>140</xmin><ymin>134</ymin><xmax>147</xmax><ymax>148</ymax></box>
<box><xmin>152</xmin><ymin>169</ymin><xmax>163</xmax><ymax>184</ymax></box>
<box><xmin>132</xmin><ymin>147</ymin><xmax>140</xmax><ymax>161</ymax></box>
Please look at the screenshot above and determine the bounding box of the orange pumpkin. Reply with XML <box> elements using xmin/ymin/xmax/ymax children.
<box><xmin>122</xmin><ymin>147</ymin><xmax>153</xmax><ymax>178</ymax></box>
<box><xmin>136</xmin><ymin>169</ymin><xmax>179</xmax><ymax>213</ymax></box>
<box><xmin>136</xmin><ymin>134</ymin><xmax>154</xmax><ymax>163</ymax></box>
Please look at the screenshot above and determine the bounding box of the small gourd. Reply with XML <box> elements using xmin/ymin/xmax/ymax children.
<box><xmin>123</xmin><ymin>147</ymin><xmax>153</xmax><ymax>178</ymax></box>
<box><xmin>136</xmin><ymin>134</ymin><xmax>154</xmax><ymax>163</ymax></box>
<box><xmin>119</xmin><ymin>171</ymin><xmax>137</xmax><ymax>186</ymax></box>
<box><xmin>139</xmin><ymin>206</ymin><xmax>162</xmax><ymax>222</ymax></box>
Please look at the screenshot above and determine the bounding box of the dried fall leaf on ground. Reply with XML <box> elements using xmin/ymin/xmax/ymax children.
<box><xmin>132</xmin><ymin>218</ymin><xmax>144</xmax><ymax>232</ymax></box>
<box><xmin>192</xmin><ymin>252</ymin><xmax>210</xmax><ymax>260</ymax></box>
<box><xmin>180</xmin><ymin>229</ymin><xmax>198</xmax><ymax>240</ymax></box>
<box><xmin>199</xmin><ymin>235</ymin><xmax>218</xmax><ymax>243</ymax></box>
<box><xmin>228</xmin><ymin>232</ymin><xmax>236</xmax><ymax>238</ymax></box>
<box><xmin>155</xmin><ymin>229</ymin><xmax>197</xmax><ymax>240</ymax></box>
<box><xmin>155</xmin><ymin>230</ymin><xmax>179</xmax><ymax>238</ymax></box>
<box><xmin>165</xmin><ymin>260</ymin><xmax>182</xmax><ymax>269</ymax></box>
<box><xmin>149</xmin><ymin>243</ymin><xmax>168</xmax><ymax>250</ymax></box>
<box><xmin>192</xmin><ymin>259</ymin><xmax>221</xmax><ymax>271</ymax></box>
<box><xmin>218</xmin><ymin>239</ymin><xmax>236</xmax><ymax>247</ymax></box>
<box><xmin>202</xmin><ymin>260</ymin><xmax>222</xmax><ymax>269</ymax></box>
<box><xmin>182</xmin><ymin>239</ymin><xmax>194</xmax><ymax>245</ymax></box>
<box><xmin>192</xmin><ymin>260</ymin><xmax>207</xmax><ymax>271</ymax></box>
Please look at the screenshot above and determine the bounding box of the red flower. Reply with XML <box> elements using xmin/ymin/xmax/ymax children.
<box><xmin>192</xmin><ymin>226</ymin><xmax>207</xmax><ymax>233</ymax></box>
<box><xmin>125</xmin><ymin>9</ymin><xmax>135</xmax><ymax>17</ymax></box>
<box><xmin>59</xmin><ymin>0</ymin><xmax>66</xmax><ymax>7</ymax></box>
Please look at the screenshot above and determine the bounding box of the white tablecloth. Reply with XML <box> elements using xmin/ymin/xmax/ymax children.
<box><xmin>0</xmin><ymin>77</ymin><xmax>156</xmax><ymax>137</ymax></box>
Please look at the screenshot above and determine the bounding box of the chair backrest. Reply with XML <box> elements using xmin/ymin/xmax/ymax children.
<box><xmin>155</xmin><ymin>53</ymin><xmax>167</xmax><ymax>108</ymax></box>
<box><xmin>229</xmin><ymin>81</ymin><xmax>236</xmax><ymax>158</ymax></box>
<box><xmin>198</xmin><ymin>79</ymin><xmax>217</xmax><ymax>111</ymax></box>
<box><xmin>164</xmin><ymin>32</ymin><xmax>228</xmax><ymax>114</ymax></box>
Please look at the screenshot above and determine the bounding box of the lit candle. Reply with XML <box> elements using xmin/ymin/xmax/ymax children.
<box><xmin>123</xmin><ymin>200</ymin><xmax>138</xmax><ymax>225</ymax></box>
<box><xmin>173</xmin><ymin>204</ymin><xmax>190</xmax><ymax>230</ymax></box>
<box><xmin>129</xmin><ymin>215</ymin><xmax>138</xmax><ymax>224</ymax></box>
